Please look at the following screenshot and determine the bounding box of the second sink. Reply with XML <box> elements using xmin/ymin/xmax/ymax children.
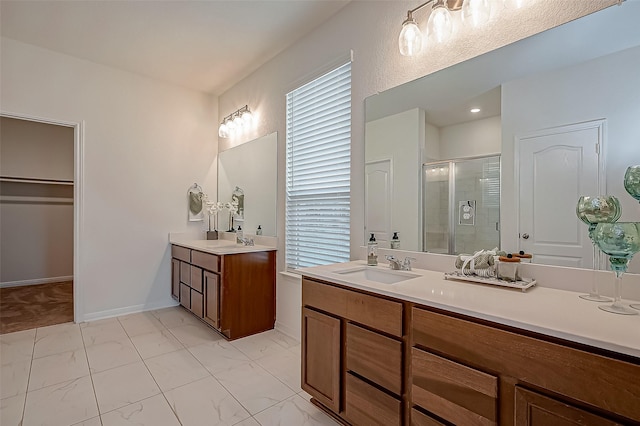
<box><xmin>333</xmin><ymin>266</ymin><xmax>419</xmax><ymax>284</ymax></box>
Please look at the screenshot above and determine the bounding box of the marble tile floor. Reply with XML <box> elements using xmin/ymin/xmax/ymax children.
<box><xmin>0</xmin><ymin>306</ymin><xmax>338</xmax><ymax>426</ymax></box>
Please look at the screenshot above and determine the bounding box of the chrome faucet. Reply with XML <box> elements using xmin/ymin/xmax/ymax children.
<box><xmin>239</xmin><ymin>237</ymin><xmax>254</xmax><ymax>246</ymax></box>
<box><xmin>402</xmin><ymin>257</ymin><xmax>416</xmax><ymax>271</ymax></box>
<box><xmin>386</xmin><ymin>255</ymin><xmax>402</xmax><ymax>270</ymax></box>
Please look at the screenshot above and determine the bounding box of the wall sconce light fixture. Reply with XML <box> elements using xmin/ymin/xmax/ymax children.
<box><xmin>399</xmin><ymin>0</ymin><xmax>511</xmax><ymax>56</ymax></box>
<box><xmin>218</xmin><ymin>105</ymin><xmax>254</xmax><ymax>138</ymax></box>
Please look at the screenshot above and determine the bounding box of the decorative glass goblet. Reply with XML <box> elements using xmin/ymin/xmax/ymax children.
<box><xmin>624</xmin><ymin>165</ymin><xmax>640</xmax><ymax>203</ymax></box>
<box><xmin>576</xmin><ymin>196</ymin><xmax>622</xmax><ymax>302</ymax></box>
<box><xmin>591</xmin><ymin>222</ymin><xmax>640</xmax><ymax>315</ymax></box>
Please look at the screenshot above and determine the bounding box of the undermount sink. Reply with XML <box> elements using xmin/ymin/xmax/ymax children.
<box><xmin>333</xmin><ymin>266</ymin><xmax>419</xmax><ymax>284</ymax></box>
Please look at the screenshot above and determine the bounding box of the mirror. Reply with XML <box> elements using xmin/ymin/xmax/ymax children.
<box><xmin>365</xmin><ymin>3</ymin><xmax>640</xmax><ymax>273</ymax></box>
<box><xmin>218</xmin><ymin>132</ymin><xmax>277</xmax><ymax>236</ymax></box>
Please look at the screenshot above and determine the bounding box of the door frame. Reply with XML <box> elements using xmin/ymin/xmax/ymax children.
<box><xmin>1</xmin><ymin>110</ymin><xmax>85</xmax><ymax>322</ymax></box>
<box><xmin>513</xmin><ymin>119</ymin><xmax>606</xmax><ymax>267</ymax></box>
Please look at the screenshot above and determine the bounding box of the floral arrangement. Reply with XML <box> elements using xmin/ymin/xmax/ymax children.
<box><xmin>202</xmin><ymin>195</ymin><xmax>238</xmax><ymax>232</ymax></box>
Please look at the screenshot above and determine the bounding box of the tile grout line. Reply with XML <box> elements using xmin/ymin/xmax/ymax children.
<box><xmin>18</xmin><ymin>330</ymin><xmax>37</xmax><ymax>425</ymax></box>
<box><xmin>79</xmin><ymin>322</ymin><xmax>104</xmax><ymax>425</ymax></box>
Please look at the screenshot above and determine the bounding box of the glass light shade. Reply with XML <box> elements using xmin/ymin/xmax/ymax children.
<box><xmin>226</xmin><ymin>118</ymin><xmax>237</xmax><ymax>135</ymax></box>
<box><xmin>426</xmin><ymin>3</ymin><xmax>453</xmax><ymax>44</ymax></box>
<box><xmin>241</xmin><ymin>110</ymin><xmax>254</xmax><ymax>126</ymax></box>
<box><xmin>504</xmin><ymin>0</ymin><xmax>525</xmax><ymax>9</ymax></box>
<box><xmin>233</xmin><ymin>114</ymin><xmax>243</xmax><ymax>128</ymax></box>
<box><xmin>624</xmin><ymin>165</ymin><xmax>640</xmax><ymax>203</ymax></box>
<box><xmin>399</xmin><ymin>18</ymin><xmax>422</xmax><ymax>56</ymax></box>
<box><xmin>218</xmin><ymin>122</ymin><xmax>228</xmax><ymax>138</ymax></box>
<box><xmin>462</xmin><ymin>0</ymin><xmax>492</xmax><ymax>28</ymax></box>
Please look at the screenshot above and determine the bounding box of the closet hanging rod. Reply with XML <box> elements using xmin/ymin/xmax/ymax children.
<box><xmin>0</xmin><ymin>176</ymin><xmax>74</xmax><ymax>186</ymax></box>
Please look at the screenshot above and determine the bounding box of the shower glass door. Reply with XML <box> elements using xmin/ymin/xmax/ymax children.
<box><xmin>423</xmin><ymin>155</ymin><xmax>500</xmax><ymax>255</ymax></box>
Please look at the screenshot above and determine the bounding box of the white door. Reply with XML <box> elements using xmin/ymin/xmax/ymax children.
<box><xmin>365</xmin><ymin>159</ymin><xmax>392</xmax><ymax>245</ymax></box>
<box><xmin>518</xmin><ymin>120</ymin><xmax>604</xmax><ymax>268</ymax></box>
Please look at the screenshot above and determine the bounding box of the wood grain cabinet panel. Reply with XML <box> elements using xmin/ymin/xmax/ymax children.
<box><xmin>410</xmin><ymin>408</ymin><xmax>446</xmax><ymax>426</ymax></box>
<box><xmin>180</xmin><ymin>261</ymin><xmax>190</xmax><ymax>285</ymax></box>
<box><xmin>180</xmin><ymin>283</ymin><xmax>190</xmax><ymax>309</ymax></box>
<box><xmin>345</xmin><ymin>373</ymin><xmax>401</xmax><ymax>426</ymax></box>
<box><xmin>191</xmin><ymin>250</ymin><xmax>219</xmax><ymax>273</ymax></box>
<box><xmin>171</xmin><ymin>258</ymin><xmax>180</xmax><ymax>301</ymax></box>
<box><xmin>514</xmin><ymin>387</ymin><xmax>621</xmax><ymax>426</ymax></box>
<box><xmin>302</xmin><ymin>307</ymin><xmax>341</xmax><ymax>413</ymax></box>
<box><xmin>190</xmin><ymin>265</ymin><xmax>203</xmax><ymax>292</ymax></box>
<box><xmin>412</xmin><ymin>307</ymin><xmax>640</xmax><ymax>423</ymax></box>
<box><xmin>203</xmin><ymin>271</ymin><xmax>219</xmax><ymax>329</ymax></box>
<box><xmin>190</xmin><ymin>289</ymin><xmax>203</xmax><ymax>318</ymax></box>
<box><xmin>171</xmin><ymin>245</ymin><xmax>190</xmax><ymax>262</ymax></box>
<box><xmin>412</xmin><ymin>347</ymin><xmax>498</xmax><ymax>426</ymax></box>
<box><xmin>346</xmin><ymin>322</ymin><xmax>402</xmax><ymax>395</ymax></box>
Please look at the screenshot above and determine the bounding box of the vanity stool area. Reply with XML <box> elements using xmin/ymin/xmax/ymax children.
<box><xmin>170</xmin><ymin>241</ymin><xmax>276</xmax><ymax>340</ymax></box>
<box><xmin>300</xmin><ymin>264</ymin><xmax>640</xmax><ymax>426</ymax></box>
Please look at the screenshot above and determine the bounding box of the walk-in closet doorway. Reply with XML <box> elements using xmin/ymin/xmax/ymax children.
<box><xmin>0</xmin><ymin>113</ymin><xmax>83</xmax><ymax>333</ymax></box>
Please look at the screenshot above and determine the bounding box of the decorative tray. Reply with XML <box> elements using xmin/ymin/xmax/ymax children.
<box><xmin>444</xmin><ymin>271</ymin><xmax>537</xmax><ymax>292</ymax></box>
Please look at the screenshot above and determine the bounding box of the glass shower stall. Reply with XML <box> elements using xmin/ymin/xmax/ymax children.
<box><xmin>423</xmin><ymin>155</ymin><xmax>500</xmax><ymax>255</ymax></box>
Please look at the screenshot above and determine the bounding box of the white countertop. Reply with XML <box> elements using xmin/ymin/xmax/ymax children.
<box><xmin>299</xmin><ymin>261</ymin><xmax>640</xmax><ymax>359</ymax></box>
<box><xmin>170</xmin><ymin>237</ymin><xmax>277</xmax><ymax>255</ymax></box>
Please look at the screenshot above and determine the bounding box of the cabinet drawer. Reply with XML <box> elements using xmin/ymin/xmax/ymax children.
<box><xmin>191</xmin><ymin>250</ymin><xmax>219</xmax><ymax>273</ymax></box>
<box><xmin>345</xmin><ymin>373</ymin><xmax>401</xmax><ymax>426</ymax></box>
<box><xmin>412</xmin><ymin>307</ymin><xmax>640</xmax><ymax>422</ymax></box>
<box><xmin>303</xmin><ymin>278</ymin><xmax>403</xmax><ymax>337</ymax></box>
<box><xmin>412</xmin><ymin>347</ymin><xmax>497</xmax><ymax>426</ymax></box>
<box><xmin>190</xmin><ymin>266</ymin><xmax>203</xmax><ymax>292</ymax></box>
<box><xmin>171</xmin><ymin>245</ymin><xmax>190</xmax><ymax>262</ymax></box>
<box><xmin>411</xmin><ymin>408</ymin><xmax>446</xmax><ymax>426</ymax></box>
<box><xmin>346</xmin><ymin>322</ymin><xmax>402</xmax><ymax>394</ymax></box>
<box><xmin>190</xmin><ymin>289</ymin><xmax>203</xmax><ymax>318</ymax></box>
<box><xmin>515</xmin><ymin>386</ymin><xmax>619</xmax><ymax>426</ymax></box>
<box><xmin>180</xmin><ymin>283</ymin><xmax>190</xmax><ymax>309</ymax></box>
<box><xmin>180</xmin><ymin>261</ymin><xmax>190</xmax><ymax>285</ymax></box>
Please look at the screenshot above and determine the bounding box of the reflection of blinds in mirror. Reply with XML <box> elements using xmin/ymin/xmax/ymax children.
<box><xmin>481</xmin><ymin>160</ymin><xmax>500</xmax><ymax>208</ymax></box>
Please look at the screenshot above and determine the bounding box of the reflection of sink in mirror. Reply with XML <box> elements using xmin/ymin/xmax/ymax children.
<box><xmin>334</xmin><ymin>266</ymin><xmax>419</xmax><ymax>284</ymax></box>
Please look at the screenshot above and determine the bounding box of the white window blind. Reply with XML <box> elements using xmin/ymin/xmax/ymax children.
<box><xmin>286</xmin><ymin>61</ymin><xmax>351</xmax><ymax>270</ymax></box>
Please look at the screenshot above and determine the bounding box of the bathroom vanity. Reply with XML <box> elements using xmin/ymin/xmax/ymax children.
<box><xmin>170</xmin><ymin>239</ymin><xmax>276</xmax><ymax>340</ymax></box>
<box><xmin>300</xmin><ymin>262</ymin><xmax>640</xmax><ymax>426</ymax></box>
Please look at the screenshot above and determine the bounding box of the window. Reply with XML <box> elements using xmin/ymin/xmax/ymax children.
<box><xmin>286</xmin><ymin>61</ymin><xmax>351</xmax><ymax>270</ymax></box>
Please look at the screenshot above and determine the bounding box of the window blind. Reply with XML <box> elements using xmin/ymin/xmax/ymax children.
<box><xmin>286</xmin><ymin>61</ymin><xmax>351</xmax><ymax>270</ymax></box>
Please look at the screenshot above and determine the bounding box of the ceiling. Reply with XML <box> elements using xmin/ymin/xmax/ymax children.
<box><xmin>0</xmin><ymin>0</ymin><xmax>351</xmax><ymax>95</ymax></box>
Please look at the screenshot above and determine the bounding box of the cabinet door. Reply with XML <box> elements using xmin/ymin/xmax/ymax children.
<box><xmin>180</xmin><ymin>283</ymin><xmax>190</xmax><ymax>309</ymax></box>
<box><xmin>301</xmin><ymin>307</ymin><xmax>341</xmax><ymax>413</ymax></box>
<box><xmin>191</xmin><ymin>290</ymin><xmax>203</xmax><ymax>318</ymax></box>
<box><xmin>171</xmin><ymin>258</ymin><xmax>180</xmax><ymax>301</ymax></box>
<box><xmin>190</xmin><ymin>265</ymin><xmax>203</xmax><ymax>292</ymax></box>
<box><xmin>515</xmin><ymin>387</ymin><xmax>620</xmax><ymax>426</ymax></box>
<box><xmin>203</xmin><ymin>271</ymin><xmax>219</xmax><ymax>329</ymax></box>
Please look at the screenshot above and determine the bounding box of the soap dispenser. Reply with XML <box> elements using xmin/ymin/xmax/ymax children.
<box><xmin>236</xmin><ymin>225</ymin><xmax>243</xmax><ymax>244</ymax></box>
<box><xmin>256</xmin><ymin>225</ymin><xmax>262</xmax><ymax>236</ymax></box>
<box><xmin>367</xmin><ymin>233</ymin><xmax>378</xmax><ymax>266</ymax></box>
<box><xmin>390</xmin><ymin>232</ymin><xmax>400</xmax><ymax>249</ymax></box>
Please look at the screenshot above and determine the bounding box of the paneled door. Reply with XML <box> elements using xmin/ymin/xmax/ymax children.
<box><xmin>518</xmin><ymin>120</ymin><xmax>603</xmax><ymax>268</ymax></box>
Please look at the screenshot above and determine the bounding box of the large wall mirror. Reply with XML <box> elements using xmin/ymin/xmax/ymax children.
<box><xmin>365</xmin><ymin>3</ymin><xmax>640</xmax><ymax>273</ymax></box>
<box><xmin>218</xmin><ymin>132</ymin><xmax>277</xmax><ymax>236</ymax></box>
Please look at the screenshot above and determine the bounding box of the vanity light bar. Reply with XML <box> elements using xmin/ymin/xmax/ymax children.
<box><xmin>218</xmin><ymin>105</ymin><xmax>254</xmax><ymax>139</ymax></box>
<box><xmin>399</xmin><ymin>0</ymin><xmax>522</xmax><ymax>57</ymax></box>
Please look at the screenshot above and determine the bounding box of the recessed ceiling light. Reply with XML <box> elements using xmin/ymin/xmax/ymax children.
<box><xmin>470</xmin><ymin>108</ymin><xmax>481</xmax><ymax>113</ymax></box>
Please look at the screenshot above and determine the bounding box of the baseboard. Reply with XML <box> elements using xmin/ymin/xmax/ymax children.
<box><xmin>0</xmin><ymin>276</ymin><xmax>73</xmax><ymax>288</ymax></box>
<box><xmin>82</xmin><ymin>299</ymin><xmax>179</xmax><ymax>323</ymax></box>
<box><xmin>275</xmin><ymin>320</ymin><xmax>300</xmax><ymax>342</ymax></box>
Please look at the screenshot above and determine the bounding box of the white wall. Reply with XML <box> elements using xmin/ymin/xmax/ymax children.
<box><xmin>502</xmin><ymin>45</ymin><xmax>640</xmax><ymax>273</ymax></box>
<box><xmin>365</xmin><ymin>108</ymin><xmax>423</xmax><ymax>251</ymax></box>
<box><xmin>217</xmin><ymin>0</ymin><xmax>616</xmax><ymax>339</ymax></box>
<box><xmin>0</xmin><ymin>117</ymin><xmax>75</xmax><ymax>285</ymax></box>
<box><xmin>439</xmin><ymin>116</ymin><xmax>501</xmax><ymax>160</ymax></box>
<box><xmin>1</xmin><ymin>37</ymin><xmax>218</xmax><ymax>320</ymax></box>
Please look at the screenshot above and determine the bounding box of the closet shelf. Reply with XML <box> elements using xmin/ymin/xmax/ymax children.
<box><xmin>0</xmin><ymin>176</ymin><xmax>74</xmax><ymax>186</ymax></box>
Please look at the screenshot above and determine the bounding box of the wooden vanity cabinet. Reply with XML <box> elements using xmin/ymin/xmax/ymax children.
<box><xmin>170</xmin><ymin>244</ymin><xmax>275</xmax><ymax>340</ymax></box>
<box><xmin>302</xmin><ymin>278</ymin><xmax>405</xmax><ymax>426</ymax></box>
<box><xmin>301</xmin><ymin>275</ymin><xmax>640</xmax><ymax>426</ymax></box>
